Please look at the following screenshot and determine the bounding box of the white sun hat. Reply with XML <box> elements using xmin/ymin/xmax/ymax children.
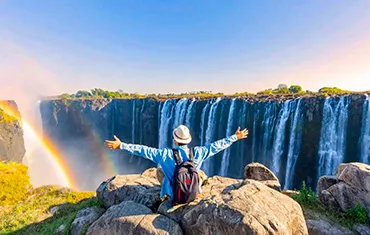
<box><xmin>173</xmin><ymin>125</ymin><xmax>192</xmax><ymax>144</ymax></box>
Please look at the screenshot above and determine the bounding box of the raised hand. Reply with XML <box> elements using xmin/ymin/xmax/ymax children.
<box><xmin>105</xmin><ymin>135</ymin><xmax>122</xmax><ymax>150</ymax></box>
<box><xmin>235</xmin><ymin>127</ymin><xmax>248</xmax><ymax>140</ymax></box>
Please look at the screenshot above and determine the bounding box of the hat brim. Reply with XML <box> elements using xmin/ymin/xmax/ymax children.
<box><xmin>173</xmin><ymin>130</ymin><xmax>192</xmax><ymax>144</ymax></box>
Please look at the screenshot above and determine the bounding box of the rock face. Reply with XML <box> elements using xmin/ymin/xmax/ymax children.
<box><xmin>317</xmin><ymin>175</ymin><xmax>338</xmax><ymax>193</ymax></box>
<box><xmin>96</xmin><ymin>174</ymin><xmax>161</xmax><ymax>209</ymax></box>
<box><xmin>70</xmin><ymin>207</ymin><xmax>105</xmax><ymax>235</ymax></box>
<box><xmin>318</xmin><ymin>163</ymin><xmax>370</xmax><ymax>216</ymax></box>
<box><xmin>244</xmin><ymin>162</ymin><xmax>281</xmax><ymax>191</ymax></box>
<box><xmin>0</xmin><ymin>101</ymin><xmax>25</xmax><ymax>163</ymax></box>
<box><xmin>306</xmin><ymin>219</ymin><xmax>354</xmax><ymax>235</ymax></box>
<box><xmin>336</xmin><ymin>163</ymin><xmax>370</xmax><ymax>193</ymax></box>
<box><xmin>86</xmin><ymin>201</ymin><xmax>182</xmax><ymax>235</ymax></box>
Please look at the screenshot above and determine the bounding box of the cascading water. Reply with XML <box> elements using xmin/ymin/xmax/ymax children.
<box><xmin>318</xmin><ymin>96</ymin><xmax>350</xmax><ymax>177</ymax></box>
<box><xmin>360</xmin><ymin>95</ymin><xmax>370</xmax><ymax>164</ymax></box>
<box><xmin>271</xmin><ymin>100</ymin><xmax>292</xmax><ymax>175</ymax></box>
<box><xmin>202</xmin><ymin>98</ymin><xmax>222</xmax><ymax>175</ymax></box>
<box><xmin>251</xmin><ymin>105</ymin><xmax>260</xmax><ymax>163</ymax></box>
<box><xmin>172</xmin><ymin>98</ymin><xmax>188</xmax><ymax>130</ymax></box>
<box><xmin>200</xmin><ymin>101</ymin><xmax>211</xmax><ymax>146</ymax></box>
<box><xmin>220</xmin><ymin>98</ymin><xmax>237</xmax><ymax>176</ymax></box>
<box><xmin>130</xmin><ymin>99</ymin><xmax>136</xmax><ymax>162</ymax></box>
<box><xmin>185</xmin><ymin>99</ymin><xmax>196</xmax><ymax>130</ymax></box>
<box><xmin>158</xmin><ymin>100</ymin><xmax>175</xmax><ymax>148</ymax></box>
<box><xmin>284</xmin><ymin>99</ymin><xmax>303</xmax><ymax>189</ymax></box>
<box><xmin>260</xmin><ymin>102</ymin><xmax>278</xmax><ymax>165</ymax></box>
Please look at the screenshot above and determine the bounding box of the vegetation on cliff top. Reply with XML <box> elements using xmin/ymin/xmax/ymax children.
<box><xmin>0</xmin><ymin>109</ymin><xmax>18</xmax><ymax>123</ymax></box>
<box><xmin>48</xmin><ymin>84</ymin><xmax>364</xmax><ymax>101</ymax></box>
<box><xmin>0</xmin><ymin>161</ymin><xmax>99</xmax><ymax>235</ymax></box>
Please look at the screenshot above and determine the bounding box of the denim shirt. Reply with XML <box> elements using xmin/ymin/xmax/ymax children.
<box><xmin>120</xmin><ymin>134</ymin><xmax>239</xmax><ymax>201</ymax></box>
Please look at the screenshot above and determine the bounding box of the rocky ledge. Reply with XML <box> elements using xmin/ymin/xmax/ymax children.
<box><xmin>66</xmin><ymin>162</ymin><xmax>370</xmax><ymax>235</ymax></box>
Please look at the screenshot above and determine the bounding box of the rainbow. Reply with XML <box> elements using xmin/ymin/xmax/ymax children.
<box><xmin>0</xmin><ymin>101</ymin><xmax>78</xmax><ymax>190</ymax></box>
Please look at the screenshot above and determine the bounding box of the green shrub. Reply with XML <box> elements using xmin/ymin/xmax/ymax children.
<box><xmin>0</xmin><ymin>162</ymin><xmax>31</xmax><ymax>206</ymax></box>
<box><xmin>346</xmin><ymin>203</ymin><xmax>368</xmax><ymax>224</ymax></box>
<box><xmin>318</xmin><ymin>87</ymin><xmax>348</xmax><ymax>95</ymax></box>
<box><xmin>292</xmin><ymin>181</ymin><xmax>316</xmax><ymax>205</ymax></box>
<box><xmin>289</xmin><ymin>85</ymin><xmax>304</xmax><ymax>94</ymax></box>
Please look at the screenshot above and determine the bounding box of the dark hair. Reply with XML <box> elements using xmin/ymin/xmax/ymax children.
<box><xmin>177</xmin><ymin>142</ymin><xmax>187</xmax><ymax>146</ymax></box>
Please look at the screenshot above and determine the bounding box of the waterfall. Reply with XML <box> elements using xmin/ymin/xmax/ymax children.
<box><xmin>202</xmin><ymin>98</ymin><xmax>222</xmax><ymax>175</ymax></box>
<box><xmin>200</xmin><ymin>101</ymin><xmax>211</xmax><ymax>146</ymax></box>
<box><xmin>271</xmin><ymin>100</ymin><xmax>293</xmax><ymax>176</ymax></box>
<box><xmin>260</xmin><ymin>102</ymin><xmax>278</xmax><ymax>165</ymax></box>
<box><xmin>158</xmin><ymin>100</ymin><xmax>175</xmax><ymax>149</ymax></box>
<box><xmin>360</xmin><ymin>95</ymin><xmax>370</xmax><ymax>164</ymax></box>
<box><xmin>220</xmin><ymin>98</ymin><xmax>237</xmax><ymax>176</ymax></box>
<box><xmin>251</xmin><ymin>105</ymin><xmax>260</xmax><ymax>162</ymax></box>
<box><xmin>172</xmin><ymin>98</ymin><xmax>188</xmax><ymax>130</ymax></box>
<box><xmin>318</xmin><ymin>96</ymin><xmax>350</xmax><ymax>177</ymax></box>
<box><xmin>284</xmin><ymin>99</ymin><xmax>303</xmax><ymax>189</ymax></box>
<box><xmin>130</xmin><ymin>100</ymin><xmax>136</xmax><ymax>162</ymax></box>
<box><xmin>185</xmin><ymin>99</ymin><xmax>196</xmax><ymax>129</ymax></box>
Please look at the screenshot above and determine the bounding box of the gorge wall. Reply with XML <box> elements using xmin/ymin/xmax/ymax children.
<box><xmin>39</xmin><ymin>95</ymin><xmax>370</xmax><ymax>191</ymax></box>
<box><xmin>0</xmin><ymin>101</ymin><xmax>25</xmax><ymax>163</ymax></box>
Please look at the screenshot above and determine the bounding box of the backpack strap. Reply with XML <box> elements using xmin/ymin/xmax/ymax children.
<box><xmin>172</xmin><ymin>149</ymin><xmax>182</xmax><ymax>166</ymax></box>
<box><xmin>188</xmin><ymin>147</ymin><xmax>194</xmax><ymax>162</ymax></box>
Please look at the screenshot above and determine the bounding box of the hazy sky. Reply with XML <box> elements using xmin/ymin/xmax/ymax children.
<box><xmin>1</xmin><ymin>0</ymin><xmax>370</xmax><ymax>98</ymax></box>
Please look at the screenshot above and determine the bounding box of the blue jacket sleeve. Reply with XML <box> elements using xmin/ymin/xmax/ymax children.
<box><xmin>196</xmin><ymin>134</ymin><xmax>238</xmax><ymax>163</ymax></box>
<box><xmin>120</xmin><ymin>143</ymin><xmax>162</xmax><ymax>164</ymax></box>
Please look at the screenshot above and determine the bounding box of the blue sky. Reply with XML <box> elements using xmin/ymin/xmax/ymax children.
<box><xmin>1</xmin><ymin>0</ymin><xmax>370</xmax><ymax>97</ymax></box>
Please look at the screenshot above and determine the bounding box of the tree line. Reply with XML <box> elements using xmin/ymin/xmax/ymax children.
<box><xmin>56</xmin><ymin>85</ymin><xmax>353</xmax><ymax>100</ymax></box>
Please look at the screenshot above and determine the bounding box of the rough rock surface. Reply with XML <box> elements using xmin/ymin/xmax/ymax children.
<box><xmin>318</xmin><ymin>163</ymin><xmax>370</xmax><ymax>218</ymax></box>
<box><xmin>353</xmin><ymin>224</ymin><xmax>370</xmax><ymax>235</ymax></box>
<box><xmin>244</xmin><ymin>162</ymin><xmax>281</xmax><ymax>191</ymax></box>
<box><xmin>317</xmin><ymin>176</ymin><xmax>338</xmax><ymax>194</ymax></box>
<box><xmin>86</xmin><ymin>201</ymin><xmax>182</xmax><ymax>235</ymax></box>
<box><xmin>158</xmin><ymin>177</ymin><xmax>307</xmax><ymax>235</ymax></box>
<box><xmin>326</xmin><ymin>182</ymin><xmax>370</xmax><ymax>212</ymax></box>
<box><xmin>70</xmin><ymin>207</ymin><xmax>105</xmax><ymax>235</ymax></box>
<box><xmin>96</xmin><ymin>175</ymin><xmax>161</xmax><ymax>209</ymax></box>
<box><xmin>0</xmin><ymin>101</ymin><xmax>25</xmax><ymax>163</ymax></box>
<box><xmin>336</xmin><ymin>163</ymin><xmax>370</xmax><ymax>193</ymax></box>
<box><xmin>306</xmin><ymin>219</ymin><xmax>354</xmax><ymax>235</ymax></box>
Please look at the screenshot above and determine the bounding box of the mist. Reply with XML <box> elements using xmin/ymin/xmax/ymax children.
<box><xmin>0</xmin><ymin>39</ymin><xmax>81</xmax><ymax>188</ymax></box>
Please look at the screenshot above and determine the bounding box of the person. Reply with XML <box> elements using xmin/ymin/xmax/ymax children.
<box><xmin>105</xmin><ymin>125</ymin><xmax>248</xmax><ymax>204</ymax></box>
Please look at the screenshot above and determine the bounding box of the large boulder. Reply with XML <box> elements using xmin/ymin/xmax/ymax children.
<box><xmin>86</xmin><ymin>201</ymin><xmax>182</xmax><ymax>235</ymax></box>
<box><xmin>96</xmin><ymin>175</ymin><xmax>161</xmax><ymax>209</ymax></box>
<box><xmin>159</xmin><ymin>177</ymin><xmax>308</xmax><ymax>235</ymax></box>
<box><xmin>70</xmin><ymin>207</ymin><xmax>105</xmax><ymax>235</ymax></box>
<box><xmin>325</xmin><ymin>182</ymin><xmax>370</xmax><ymax>212</ymax></box>
<box><xmin>244</xmin><ymin>162</ymin><xmax>281</xmax><ymax>191</ymax></box>
<box><xmin>318</xmin><ymin>162</ymin><xmax>370</xmax><ymax>218</ymax></box>
<box><xmin>306</xmin><ymin>219</ymin><xmax>354</xmax><ymax>235</ymax></box>
<box><xmin>336</xmin><ymin>163</ymin><xmax>370</xmax><ymax>192</ymax></box>
<box><xmin>317</xmin><ymin>176</ymin><xmax>338</xmax><ymax>194</ymax></box>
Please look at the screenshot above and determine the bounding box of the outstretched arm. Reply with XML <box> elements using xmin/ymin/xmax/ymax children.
<box><xmin>105</xmin><ymin>135</ymin><xmax>162</xmax><ymax>164</ymax></box>
<box><xmin>197</xmin><ymin>127</ymin><xmax>248</xmax><ymax>162</ymax></box>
